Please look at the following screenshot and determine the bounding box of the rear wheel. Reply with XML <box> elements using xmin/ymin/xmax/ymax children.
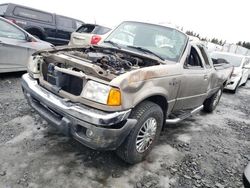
<box><xmin>116</xmin><ymin>101</ymin><xmax>163</xmax><ymax>164</ymax></box>
<box><xmin>203</xmin><ymin>88</ymin><xmax>222</xmax><ymax>113</ymax></box>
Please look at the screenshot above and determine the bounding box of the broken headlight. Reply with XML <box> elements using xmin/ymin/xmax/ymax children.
<box><xmin>82</xmin><ymin>80</ymin><xmax>121</xmax><ymax>106</ymax></box>
<box><xmin>27</xmin><ymin>56</ymin><xmax>41</xmax><ymax>79</ymax></box>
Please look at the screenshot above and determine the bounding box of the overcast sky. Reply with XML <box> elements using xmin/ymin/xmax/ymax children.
<box><xmin>1</xmin><ymin>0</ymin><xmax>250</xmax><ymax>43</ymax></box>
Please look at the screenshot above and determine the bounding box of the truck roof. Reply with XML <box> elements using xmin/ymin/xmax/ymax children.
<box><xmin>0</xmin><ymin>3</ymin><xmax>83</xmax><ymax>22</ymax></box>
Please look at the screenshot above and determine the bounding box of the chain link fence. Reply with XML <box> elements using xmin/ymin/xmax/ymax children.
<box><xmin>205</xmin><ymin>42</ymin><xmax>250</xmax><ymax>56</ymax></box>
<box><xmin>222</xmin><ymin>44</ymin><xmax>250</xmax><ymax>56</ymax></box>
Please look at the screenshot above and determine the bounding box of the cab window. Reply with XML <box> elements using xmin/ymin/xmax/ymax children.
<box><xmin>76</xmin><ymin>24</ymin><xmax>95</xmax><ymax>33</ymax></box>
<box><xmin>185</xmin><ymin>47</ymin><xmax>203</xmax><ymax>68</ymax></box>
<box><xmin>0</xmin><ymin>4</ymin><xmax>7</xmax><ymax>15</ymax></box>
<box><xmin>13</xmin><ymin>7</ymin><xmax>53</xmax><ymax>23</ymax></box>
<box><xmin>57</xmin><ymin>16</ymin><xmax>73</xmax><ymax>28</ymax></box>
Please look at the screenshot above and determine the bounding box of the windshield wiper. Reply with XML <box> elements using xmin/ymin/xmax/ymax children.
<box><xmin>103</xmin><ymin>40</ymin><xmax>121</xmax><ymax>49</ymax></box>
<box><xmin>127</xmin><ymin>45</ymin><xmax>165</xmax><ymax>61</ymax></box>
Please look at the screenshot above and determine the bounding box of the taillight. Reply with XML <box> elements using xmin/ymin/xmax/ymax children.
<box><xmin>91</xmin><ymin>35</ymin><xmax>101</xmax><ymax>44</ymax></box>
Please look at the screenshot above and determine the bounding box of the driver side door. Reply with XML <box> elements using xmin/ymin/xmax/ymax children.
<box><xmin>173</xmin><ymin>45</ymin><xmax>209</xmax><ymax>110</ymax></box>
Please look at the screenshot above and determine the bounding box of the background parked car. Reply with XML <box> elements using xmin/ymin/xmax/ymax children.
<box><xmin>247</xmin><ymin>56</ymin><xmax>250</xmax><ymax>79</ymax></box>
<box><xmin>0</xmin><ymin>17</ymin><xmax>53</xmax><ymax>73</ymax></box>
<box><xmin>210</xmin><ymin>52</ymin><xmax>250</xmax><ymax>93</ymax></box>
<box><xmin>243</xmin><ymin>163</ymin><xmax>250</xmax><ymax>188</ymax></box>
<box><xmin>0</xmin><ymin>3</ymin><xmax>84</xmax><ymax>45</ymax></box>
<box><xmin>68</xmin><ymin>23</ymin><xmax>111</xmax><ymax>46</ymax></box>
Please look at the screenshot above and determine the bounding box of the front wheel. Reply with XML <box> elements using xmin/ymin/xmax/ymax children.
<box><xmin>116</xmin><ymin>101</ymin><xmax>163</xmax><ymax>164</ymax></box>
<box><xmin>203</xmin><ymin>88</ymin><xmax>223</xmax><ymax>113</ymax></box>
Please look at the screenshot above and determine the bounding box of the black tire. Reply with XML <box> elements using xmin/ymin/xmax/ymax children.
<box><xmin>203</xmin><ymin>88</ymin><xmax>222</xmax><ymax>113</ymax></box>
<box><xmin>116</xmin><ymin>101</ymin><xmax>163</xmax><ymax>164</ymax></box>
<box><xmin>243</xmin><ymin>174</ymin><xmax>250</xmax><ymax>188</ymax></box>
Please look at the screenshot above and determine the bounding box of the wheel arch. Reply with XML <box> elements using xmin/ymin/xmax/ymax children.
<box><xmin>133</xmin><ymin>94</ymin><xmax>168</xmax><ymax>117</ymax></box>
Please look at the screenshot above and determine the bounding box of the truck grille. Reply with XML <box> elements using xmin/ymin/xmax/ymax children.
<box><xmin>42</xmin><ymin>63</ymin><xmax>84</xmax><ymax>96</ymax></box>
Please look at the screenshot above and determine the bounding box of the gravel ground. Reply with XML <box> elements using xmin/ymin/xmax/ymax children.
<box><xmin>0</xmin><ymin>72</ymin><xmax>249</xmax><ymax>188</ymax></box>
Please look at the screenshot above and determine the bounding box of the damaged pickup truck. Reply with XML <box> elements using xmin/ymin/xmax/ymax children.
<box><xmin>21</xmin><ymin>21</ymin><xmax>233</xmax><ymax>164</ymax></box>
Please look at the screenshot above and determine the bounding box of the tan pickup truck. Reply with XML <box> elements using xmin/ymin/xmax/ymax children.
<box><xmin>21</xmin><ymin>21</ymin><xmax>233</xmax><ymax>164</ymax></box>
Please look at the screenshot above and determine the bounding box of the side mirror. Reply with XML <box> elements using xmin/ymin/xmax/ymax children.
<box><xmin>26</xmin><ymin>35</ymin><xmax>36</xmax><ymax>42</ymax></box>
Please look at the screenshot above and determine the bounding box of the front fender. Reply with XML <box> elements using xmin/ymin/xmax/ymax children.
<box><xmin>132</xmin><ymin>87</ymin><xmax>169</xmax><ymax>108</ymax></box>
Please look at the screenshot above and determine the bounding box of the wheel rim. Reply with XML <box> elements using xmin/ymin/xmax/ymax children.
<box><xmin>136</xmin><ymin>117</ymin><xmax>157</xmax><ymax>153</ymax></box>
<box><xmin>213</xmin><ymin>89</ymin><xmax>222</xmax><ymax>107</ymax></box>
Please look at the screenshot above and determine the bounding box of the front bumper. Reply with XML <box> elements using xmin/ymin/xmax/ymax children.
<box><xmin>21</xmin><ymin>73</ymin><xmax>136</xmax><ymax>150</ymax></box>
<box><xmin>225</xmin><ymin>76</ymin><xmax>241</xmax><ymax>90</ymax></box>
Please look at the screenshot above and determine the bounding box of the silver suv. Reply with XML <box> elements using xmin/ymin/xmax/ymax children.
<box><xmin>69</xmin><ymin>24</ymin><xmax>111</xmax><ymax>46</ymax></box>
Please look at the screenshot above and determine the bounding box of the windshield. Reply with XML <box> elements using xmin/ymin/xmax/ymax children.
<box><xmin>210</xmin><ymin>53</ymin><xmax>243</xmax><ymax>67</ymax></box>
<box><xmin>0</xmin><ymin>5</ymin><xmax>7</xmax><ymax>15</ymax></box>
<box><xmin>104</xmin><ymin>21</ymin><xmax>188</xmax><ymax>62</ymax></box>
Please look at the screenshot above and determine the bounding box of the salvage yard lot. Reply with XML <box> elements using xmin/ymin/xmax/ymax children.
<box><xmin>0</xmin><ymin>73</ymin><xmax>249</xmax><ymax>188</ymax></box>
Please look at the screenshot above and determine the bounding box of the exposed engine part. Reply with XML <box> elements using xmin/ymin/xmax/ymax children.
<box><xmin>40</xmin><ymin>47</ymin><xmax>160</xmax><ymax>81</ymax></box>
<box><xmin>98</xmin><ymin>54</ymin><xmax>132</xmax><ymax>74</ymax></box>
<box><xmin>64</xmin><ymin>49</ymin><xmax>157</xmax><ymax>75</ymax></box>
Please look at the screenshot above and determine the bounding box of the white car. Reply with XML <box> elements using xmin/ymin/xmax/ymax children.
<box><xmin>247</xmin><ymin>56</ymin><xmax>250</xmax><ymax>79</ymax></box>
<box><xmin>210</xmin><ymin>52</ymin><xmax>250</xmax><ymax>93</ymax></box>
<box><xmin>68</xmin><ymin>24</ymin><xmax>111</xmax><ymax>46</ymax></box>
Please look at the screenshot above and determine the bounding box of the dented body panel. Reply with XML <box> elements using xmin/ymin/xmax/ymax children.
<box><xmin>30</xmin><ymin>42</ymin><xmax>232</xmax><ymax>114</ymax></box>
<box><xmin>21</xmin><ymin>21</ymin><xmax>233</xmax><ymax>151</ymax></box>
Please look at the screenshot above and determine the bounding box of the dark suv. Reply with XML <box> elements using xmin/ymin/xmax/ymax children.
<box><xmin>0</xmin><ymin>3</ymin><xmax>84</xmax><ymax>45</ymax></box>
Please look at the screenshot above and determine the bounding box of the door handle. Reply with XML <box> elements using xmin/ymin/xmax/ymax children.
<box><xmin>172</xmin><ymin>78</ymin><xmax>179</xmax><ymax>86</ymax></box>
<box><xmin>204</xmin><ymin>75</ymin><xmax>209</xmax><ymax>80</ymax></box>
